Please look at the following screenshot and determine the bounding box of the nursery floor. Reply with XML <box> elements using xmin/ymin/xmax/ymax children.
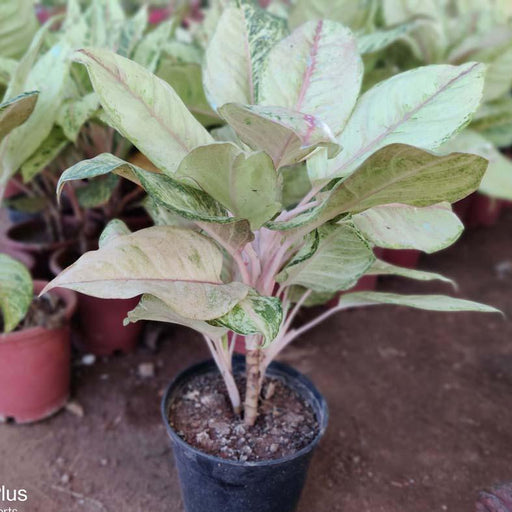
<box><xmin>1</xmin><ymin>212</ymin><xmax>512</xmax><ymax>512</ymax></box>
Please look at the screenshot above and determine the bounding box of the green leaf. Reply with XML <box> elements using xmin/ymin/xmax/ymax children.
<box><xmin>335</xmin><ymin>291</ymin><xmax>500</xmax><ymax>314</ymax></box>
<box><xmin>471</xmin><ymin>97</ymin><xmax>512</xmax><ymax>148</ymax></box>
<box><xmin>289</xmin><ymin>0</ymin><xmax>377</xmax><ymax>32</ymax></box>
<box><xmin>0</xmin><ymin>57</ymin><xmax>18</xmax><ymax>87</ymax></box>
<box><xmin>367</xmin><ymin>259</ymin><xmax>455</xmax><ymax>286</ymax></box>
<box><xmin>0</xmin><ymin>254</ymin><xmax>33</xmax><ymax>333</ymax></box>
<box><xmin>210</xmin><ymin>291</ymin><xmax>283</xmax><ymax>347</ymax></box>
<box><xmin>43</xmin><ymin>225</ymin><xmax>249</xmax><ymax>321</ymax></box>
<box><xmin>326</xmin><ymin>62</ymin><xmax>486</xmax><ymax>179</ymax></box>
<box><xmin>352</xmin><ymin>202</ymin><xmax>464</xmax><ymax>253</ymax></box>
<box><xmin>0</xmin><ymin>0</ymin><xmax>38</xmax><ymax>59</ymax></box>
<box><xmin>57</xmin><ymin>153</ymin><xmax>235</xmax><ymax>224</ymax></box>
<box><xmin>219</xmin><ymin>103</ymin><xmax>340</xmax><ymax>169</ymax></box>
<box><xmin>76</xmin><ymin>174</ymin><xmax>119</xmax><ymax>208</ymax></box>
<box><xmin>177</xmin><ymin>142</ymin><xmax>281</xmax><ymax>228</ymax></box>
<box><xmin>260</xmin><ymin>20</ymin><xmax>362</xmax><ymax>136</ymax></box>
<box><xmin>20</xmin><ymin>126</ymin><xmax>68</xmax><ymax>182</ymax></box>
<box><xmin>276</xmin><ymin>223</ymin><xmax>375</xmax><ymax>293</ymax></box>
<box><xmin>2</xmin><ymin>43</ymin><xmax>71</xmax><ymax>179</ymax></box>
<box><xmin>357</xmin><ymin>22</ymin><xmax>416</xmax><ymax>55</ymax></box>
<box><xmin>74</xmin><ymin>48</ymin><xmax>213</xmax><ymax>175</ymax></box>
<box><xmin>203</xmin><ymin>1</ymin><xmax>287</xmax><ymax>108</ymax></box>
<box><xmin>157</xmin><ymin>62</ymin><xmax>219</xmax><ymax>127</ymax></box>
<box><xmin>270</xmin><ymin>144</ymin><xmax>487</xmax><ymax>231</ymax></box>
<box><xmin>438</xmin><ymin>130</ymin><xmax>512</xmax><ymax>201</ymax></box>
<box><xmin>56</xmin><ymin>92</ymin><xmax>100</xmax><ymax>143</ymax></box>
<box><xmin>99</xmin><ymin>218</ymin><xmax>131</xmax><ymax>247</ymax></box>
<box><xmin>133</xmin><ymin>19</ymin><xmax>175</xmax><ymax>72</ymax></box>
<box><xmin>0</xmin><ymin>91</ymin><xmax>38</xmax><ymax>143</ymax></box>
<box><xmin>117</xmin><ymin>6</ymin><xmax>148</xmax><ymax>58</ymax></box>
<box><xmin>125</xmin><ymin>294</ymin><xmax>228</xmax><ymax>338</ymax></box>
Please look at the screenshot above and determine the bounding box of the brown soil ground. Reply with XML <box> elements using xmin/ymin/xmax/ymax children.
<box><xmin>1</xmin><ymin>210</ymin><xmax>512</xmax><ymax>511</ymax></box>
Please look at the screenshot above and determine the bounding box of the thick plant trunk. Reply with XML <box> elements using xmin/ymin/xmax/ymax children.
<box><xmin>244</xmin><ymin>338</ymin><xmax>263</xmax><ymax>426</ymax></box>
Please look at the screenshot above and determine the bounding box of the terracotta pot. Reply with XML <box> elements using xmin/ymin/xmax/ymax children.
<box><xmin>50</xmin><ymin>247</ymin><xmax>143</xmax><ymax>356</ymax></box>
<box><xmin>0</xmin><ymin>281</ymin><xmax>77</xmax><ymax>423</ymax></box>
<box><xmin>466</xmin><ymin>194</ymin><xmax>504</xmax><ymax>228</ymax></box>
<box><xmin>382</xmin><ymin>248</ymin><xmax>421</xmax><ymax>269</ymax></box>
<box><xmin>4</xmin><ymin>218</ymin><xmax>79</xmax><ymax>278</ymax></box>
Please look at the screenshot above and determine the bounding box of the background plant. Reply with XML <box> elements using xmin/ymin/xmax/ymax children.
<box><xmin>44</xmin><ymin>1</ymin><xmax>498</xmax><ymax>426</ymax></box>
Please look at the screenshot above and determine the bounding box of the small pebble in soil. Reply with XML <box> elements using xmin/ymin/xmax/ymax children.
<box><xmin>138</xmin><ymin>362</ymin><xmax>155</xmax><ymax>378</ymax></box>
<box><xmin>65</xmin><ymin>401</ymin><xmax>84</xmax><ymax>418</ymax></box>
<box><xmin>169</xmin><ymin>373</ymin><xmax>319</xmax><ymax>462</ymax></box>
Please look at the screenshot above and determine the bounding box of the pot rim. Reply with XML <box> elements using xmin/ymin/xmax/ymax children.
<box><xmin>0</xmin><ymin>280</ymin><xmax>77</xmax><ymax>343</ymax></box>
<box><xmin>161</xmin><ymin>357</ymin><xmax>329</xmax><ymax>468</ymax></box>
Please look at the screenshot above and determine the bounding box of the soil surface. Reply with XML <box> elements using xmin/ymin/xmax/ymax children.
<box><xmin>169</xmin><ymin>374</ymin><xmax>319</xmax><ymax>462</ymax></box>
<box><xmin>0</xmin><ymin>209</ymin><xmax>512</xmax><ymax>511</ymax></box>
<box><xmin>17</xmin><ymin>293</ymin><xmax>66</xmax><ymax>331</ymax></box>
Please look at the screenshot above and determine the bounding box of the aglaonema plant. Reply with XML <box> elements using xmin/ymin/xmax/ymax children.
<box><xmin>281</xmin><ymin>0</ymin><xmax>512</xmax><ymax>202</ymax></box>
<box><xmin>43</xmin><ymin>2</ymin><xmax>499</xmax><ymax>426</ymax></box>
<box><xmin>0</xmin><ymin>0</ymin><xmax>203</xmax><ymax>249</ymax></box>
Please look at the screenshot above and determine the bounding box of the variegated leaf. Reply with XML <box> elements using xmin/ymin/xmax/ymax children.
<box><xmin>219</xmin><ymin>103</ymin><xmax>339</xmax><ymax>169</ymax></box>
<box><xmin>2</xmin><ymin>43</ymin><xmax>70</xmax><ymax>179</ymax></box>
<box><xmin>367</xmin><ymin>259</ymin><xmax>455</xmax><ymax>286</ymax></box>
<box><xmin>326</xmin><ymin>63</ymin><xmax>486</xmax><ymax>179</ymax></box>
<box><xmin>43</xmin><ymin>226</ymin><xmax>249</xmax><ymax>321</ymax></box>
<box><xmin>0</xmin><ymin>254</ymin><xmax>33</xmax><ymax>333</ymax></box>
<box><xmin>56</xmin><ymin>93</ymin><xmax>100</xmax><ymax>143</ymax></box>
<box><xmin>203</xmin><ymin>1</ymin><xmax>287</xmax><ymax>109</ymax></box>
<box><xmin>0</xmin><ymin>91</ymin><xmax>39</xmax><ymax>143</ymax></box>
<box><xmin>125</xmin><ymin>294</ymin><xmax>228</xmax><ymax>338</ymax></box>
<box><xmin>260</xmin><ymin>20</ymin><xmax>363</xmax><ymax>136</ymax></box>
<box><xmin>438</xmin><ymin>130</ymin><xmax>512</xmax><ymax>201</ymax></box>
<box><xmin>209</xmin><ymin>291</ymin><xmax>283</xmax><ymax>347</ymax></box>
<box><xmin>335</xmin><ymin>291</ymin><xmax>500</xmax><ymax>314</ymax></box>
<box><xmin>276</xmin><ymin>224</ymin><xmax>375</xmax><ymax>293</ymax></box>
<box><xmin>57</xmin><ymin>153</ymin><xmax>236</xmax><ymax>223</ymax></box>
<box><xmin>269</xmin><ymin>144</ymin><xmax>487</xmax><ymax>231</ymax></box>
<box><xmin>177</xmin><ymin>142</ymin><xmax>281</xmax><ymax>228</ymax></box>
<box><xmin>21</xmin><ymin>126</ymin><xmax>68</xmax><ymax>182</ymax></box>
<box><xmin>352</xmin><ymin>202</ymin><xmax>464</xmax><ymax>253</ymax></box>
<box><xmin>0</xmin><ymin>0</ymin><xmax>38</xmax><ymax>59</ymax></box>
<box><xmin>74</xmin><ymin>48</ymin><xmax>213</xmax><ymax>175</ymax></box>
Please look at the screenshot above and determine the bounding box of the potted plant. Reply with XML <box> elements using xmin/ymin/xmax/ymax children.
<box><xmin>43</xmin><ymin>5</ymin><xmax>499</xmax><ymax>511</ymax></box>
<box><xmin>0</xmin><ymin>0</ymin><xmax>196</xmax><ymax>353</ymax></box>
<box><xmin>0</xmin><ymin>254</ymin><xmax>77</xmax><ymax>423</ymax></box>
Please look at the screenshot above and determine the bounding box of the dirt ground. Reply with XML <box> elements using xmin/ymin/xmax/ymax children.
<box><xmin>1</xmin><ymin>210</ymin><xmax>512</xmax><ymax>512</ymax></box>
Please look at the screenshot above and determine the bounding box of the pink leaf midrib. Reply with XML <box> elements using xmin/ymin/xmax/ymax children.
<box><xmin>334</xmin><ymin>63</ymin><xmax>481</xmax><ymax>176</ymax></box>
<box><xmin>80</xmin><ymin>50</ymin><xmax>192</xmax><ymax>155</ymax></box>
<box><xmin>295</xmin><ymin>20</ymin><xmax>323</xmax><ymax>112</ymax></box>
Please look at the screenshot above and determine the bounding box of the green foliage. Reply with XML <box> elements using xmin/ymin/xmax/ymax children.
<box><xmin>0</xmin><ymin>254</ymin><xmax>33</xmax><ymax>333</ymax></box>
<box><xmin>45</xmin><ymin>3</ymin><xmax>497</xmax><ymax>358</ymax></box>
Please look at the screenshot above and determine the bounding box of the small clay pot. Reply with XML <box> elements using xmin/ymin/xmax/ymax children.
<box><xmin>0</xmin><ymin>280</ymin><xmax>77</xmax><ymax>423</ymax></box>
<box><xmin>49</xmin><ymin>247</ymin><xmax>143</xmax><ymax>356</ymax></box>
<box><xmin>162</xmin><ymin>358</ymin><xmax>329</xmax><ymax>512</ymax></box>
<box><xmin>4</xmin><ymin>218</ymin><xmax>79</xmax><ymax>278</ymax></box>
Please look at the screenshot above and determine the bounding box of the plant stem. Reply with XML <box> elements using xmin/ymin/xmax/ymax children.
<box><xmin>203</xmin><ymin>334</ymin><xmax>241</xmax><ymax>415</ymax></box>
<box><xmin>244</xmin><ymin>335</ymin><xmax>263</xmax><ymax>426</ymax></box>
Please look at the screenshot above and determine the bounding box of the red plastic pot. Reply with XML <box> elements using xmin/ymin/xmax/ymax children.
<box><xmin>466</xmin><ymin>194</ymin><xmax>504</xmax><ymax>228</ymax></box>
<box><xmin>50</xmin><ymin>247</ymin><xmax>143</xmax><ymax>356</ymax></box>
<box><xmin>0</xmin><ymin>281</ymin><xmax>77</xmax><ymax>423</ymax></box>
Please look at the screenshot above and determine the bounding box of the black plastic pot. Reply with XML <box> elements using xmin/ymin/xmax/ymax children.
<box><xmin>161</xmin><ymin>358</ymin><xmax>329</xmax><ymax>512</ymax></box>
